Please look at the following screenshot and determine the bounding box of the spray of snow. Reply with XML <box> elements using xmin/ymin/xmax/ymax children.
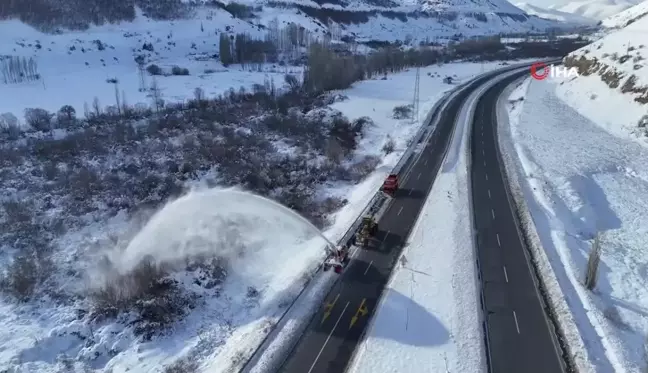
<box><xmin>100</xmin><ymin>187</ymin><xmax>331</xmax><ymax>297</ymax></box>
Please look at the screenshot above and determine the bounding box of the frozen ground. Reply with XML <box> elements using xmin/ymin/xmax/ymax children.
<box><xmin>499</xmin><ymin>77</ymin><xmax>648</xmax><ymax>373</ymax></box>
<box><xmin>0</xmin><ymin>61</ymin><xmax>509</xmax><ymax>373</ymax></box>
<box><xmin>344</xmin><ymin>69</ymin><xmax>504</xmax><ymax>373</ymax></box>
<box><xmin>0</xmin><ymin>11</ymin><xmax>311</xmax><ymax>119</ymax></box>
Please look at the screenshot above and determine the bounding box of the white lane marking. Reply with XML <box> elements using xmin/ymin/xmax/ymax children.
<box><xmin>483</xmin><ymin>160</ymin><xmax>486</xmax><ymax>166</ymax></box>
<box><xmin>397</xmin><ymin>206</ymin><xmax>403</xmax><ymax>216</ymax></box>
<box><xmin>417</xmin><ymin>172</ymin><xmax>421</xmax><ymax>180</ymax></box>
<box><xmin>408</xmin><ymin>189</ymin><xmax>413</xmax><ymax>196</ymax></box>
<box><xmin>487</xmin><ymin>189</ymin><xmax>491</xmax><ymax>199</ymax></box>
<box><xmin>513</xmin><ymin>311</ymin><xmax>521</xmax><ymax>334</ymax></box>
<box><xmin>491</xmin><ymin>209</ymin><xmax>495</xmax><ymax>219</ymax></box>
<box><xmin>496</xmin><ymin>233</ymin><xmax>501</xmax><ymax>247</ymax></box>
<box><xmin>503</xmin><ymin>266</ymin><xmax>509</xmax><ymax>283</ymax></box>
<box><xmin>364</xmin><ymin>261</ymin><xmax>373</xmax><ymax>275</ymax></box>
<box><xmin>485</xmin><ymin>174</ymin><xmax>488</xmax><ymax>181</ymax></box>
<box><xmin>308</xmin><ymin>302</ymin><xmax>351</xmax><ymax>373</ymax></box>
<box><xmin>482</xmin><ymin>148</ymin><xmax>485</xmax><ymax>155</ymax></box>
<box><xmin>424</xmin><ymin>159</ymin><xmax>428</xmax><ymax>166</ymax></box>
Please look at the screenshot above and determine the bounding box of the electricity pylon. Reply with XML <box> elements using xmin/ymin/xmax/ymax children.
<box><xmin>412</xmin><ymin>65</ymin><xmax>420</xmax><ymax>124</ymax></box>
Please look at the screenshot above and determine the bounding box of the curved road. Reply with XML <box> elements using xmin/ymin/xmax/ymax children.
<box><xmin>470</xmin><ymin>71</ymin><xmax>567</xmax><ymax>373</ymax></box>
<box><xmin>275</xmin><ymin>67</ymin><xmax>527</xmax><ymax>373</ymax></box>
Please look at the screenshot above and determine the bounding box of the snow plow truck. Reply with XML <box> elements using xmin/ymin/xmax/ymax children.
<box><xmin>323</xmin><ymin>244</ymin><xmax>350</xmax><ymax>273</ymax></box>
<box><xmin>354</xmin><ymin>215</ymin><xmax>378</xmax><ymax>248</ymax></box>
<box><xmin>381</xmin><ymin>174</ymin><xmax>399</xmax><ymax>196</ymax></box>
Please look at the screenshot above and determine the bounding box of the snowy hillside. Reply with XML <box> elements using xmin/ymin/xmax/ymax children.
<box><xmin>551</xmin><ymin>0</ymin><xmax>642</xmax><ymax>20</ymax></box>
<box><xmin>560</xmin><ymin>10</ymin><xmax>648</xmax><ymax>144</ymax></box>
<box><xmin>602</xmin><ymin>0</ymin><xmax>648</xmax><ymax>27</ymax></box>
<box><xmin>0</xmin><ymin>0</ymin><xmax>568</xmax><ymax>45</ymax></box>
<box><xmin>0</xmin><ymin>0</ymin><xmax>573</xmax><ymax>119</ymax></box>
<box><xmin>515</xmin><ymin>2</ymin><xmax>596</xmax><ymax>24</ymax></box>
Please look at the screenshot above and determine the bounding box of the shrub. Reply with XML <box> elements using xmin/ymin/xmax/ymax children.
<box><xmin>163</xmin><ymin>358</ymin><xmax>199</xmax><ymax>373</ymax></box>
<box><xmin>90</xmin><ymin>257</ymin><xmax>194</xmax><ymax>338</ymax></box>
<box><xmin>147</xmin><ymin>64</ymin><xmax>163</xmax><ymax>75</ymax></box>
<box><xmin>392</xmin><ymin>104</ymin><xmax>412</xmax><ymax>119</ymax></box>
<box><xmin>24</xmin><ymin>107</ymin><xmax>53</xmax><ymax>131</ymax></box>
<box><xmin>171</xmin><ymin>66</ymin><xmax>189</xmax><ymax>75</ymax></box>
<box><xmin>382</xmin><ymin>136</ymin><xmax>395</xmax><ymax>154</ymax></box>
<box><xmin>284</xmin><ymin>74</ymin><xmax>300</xmax><ymax>92</ymax></box>
<box><xmin>0</xmin><ymin>249</ymin><xmax>52</xmax><ymax>301</ymax></box>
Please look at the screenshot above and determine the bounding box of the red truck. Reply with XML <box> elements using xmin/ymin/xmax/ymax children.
<box><xmin>381</xmin><ymin>174</ymin><xmax>399</xmax><ymax>196</ymax></box>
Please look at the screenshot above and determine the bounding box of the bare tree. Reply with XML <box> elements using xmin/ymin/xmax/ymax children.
<box><xmin>149</xmin><ymin>77</ymin><xmax>164</xmax><ymax>113</ymax></box>
<box><xmin>24</xmin><ymin>108</ymin><xmax>52</xmax><ymax>131</ymax></box>
<box><xmin>585</xmin><ymin>232</ymin><xmax>602</xmax><ymax>290</ymax></box>
<box><xmin>92</xmin><ymin>97</ymin><xmax>101</xmax><ymax>117</ymax></box>
<box><xmin>112</xmin><ymin>79</ymin><xmax>121</xmax><ymax>115</ymax></box>
<box><xmin>1</xmin><ymin>56</ymin><xmax>40</xmax><ymax>84</ymax></box>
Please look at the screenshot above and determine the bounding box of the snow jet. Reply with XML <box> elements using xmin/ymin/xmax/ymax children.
<box><xmin>107</xmin><ymin>187</ymin><xmax>333</xmax><ymax>296</ymax></box>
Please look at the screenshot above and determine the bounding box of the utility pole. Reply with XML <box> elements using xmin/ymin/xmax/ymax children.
<box><xmin>412</xmin><ymin>65</ymin><xmax>420</xmax><ymax>124</ymax></box>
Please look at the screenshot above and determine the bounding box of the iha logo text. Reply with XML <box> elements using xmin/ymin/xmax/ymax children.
<box><xmin>530</xmin><ymin>62</ymin><xmax>578</xmax><ymax>80</ymax></box>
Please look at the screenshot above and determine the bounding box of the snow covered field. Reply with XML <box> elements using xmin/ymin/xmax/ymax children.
<box><xmin>0</xmin><ymin>60</ymin><xmax>510</xmax><ymax>373</ymax></box>
<box><xmin>0</xmin><ymin>11</ymin><xmax>314</xmax><ymax>119</ymax></box>
<box><xmin>0</xmin><ymin>0</ymin><xmax>564</xmax><ymax>123</ymax></box>
<box><xmin>499</xmin><ymin>77</ymin><xmax>648</xmax><ymax>373</ymax></box>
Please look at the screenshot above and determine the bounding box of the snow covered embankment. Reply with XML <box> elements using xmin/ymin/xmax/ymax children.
<box><xmin>498</xmin><ymin>77</ymin><xmax>648</xmax><ymax>373</ymax></box>
<box><xmin>559</xmin><ymin>9</ymin><xmax>648</xmax><ymax>146</ymax></box>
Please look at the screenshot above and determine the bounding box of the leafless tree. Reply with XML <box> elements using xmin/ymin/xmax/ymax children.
<box><xmin>1</xmin><ymin>56</ymin><xmax>40</xmax><ymax>84</ymax></box>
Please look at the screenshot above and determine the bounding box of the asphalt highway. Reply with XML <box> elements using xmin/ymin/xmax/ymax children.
<box><xmin>277</xmin><ymin>70</ymin><xmax>514</xmax><ymax>373</ymax></box>
<box><xmin>470</xmin><ymin>72</ymin><xmax>566</xmax><ymax>373</ymax></box>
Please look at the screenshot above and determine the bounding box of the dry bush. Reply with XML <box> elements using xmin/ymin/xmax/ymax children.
<box><xmin>163</xmin><ymin>358</ymin><xmax>199</xmax><ymax>373</ymax></box>
<box><xmin>90</xmin><ymin>258</ymin><xmax>194</xmax><ymax>338</ymax></box>
<box><xmin>349</xmin><ymin>155</ymin><xmax>381</xmax><ymax>182</ymax></box>
<box><xmin>584</xmin><ymin>233</ymin><xmax>602</xmax><ymax>291</ymax></box>
<box><xmin>392</xmin><ymin>104</ymin><xmax>412</xmax><ymax>119</ymax></box>
<box><xmin>382</xmin><ymin>136</ymin><xmax>395</xmax><ymax>154</ymax></box>
<box><xmin>0</xmin><ymin>249</ymin><xmax>53</xmax><ymax>301</ymax></box>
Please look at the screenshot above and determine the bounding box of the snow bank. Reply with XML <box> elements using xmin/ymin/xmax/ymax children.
<box><xmin>498</xmin><ymin>77</ymin><xmax>648</xmax><ymax>372</ymax></box>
